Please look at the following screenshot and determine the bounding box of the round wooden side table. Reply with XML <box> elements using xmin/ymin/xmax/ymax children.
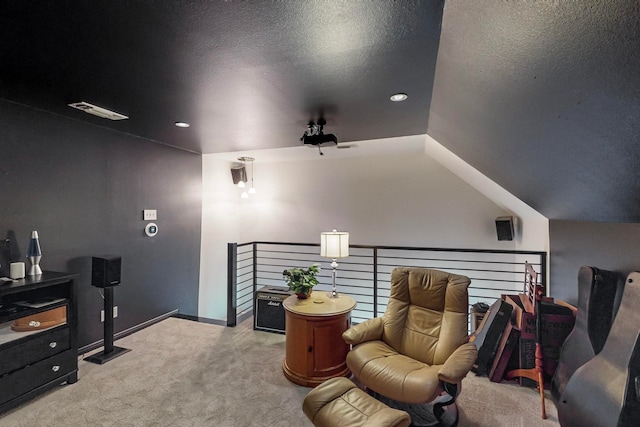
<box><xmin>282</xmin><ymin>291</ymin><xmax>356</xmax><ymax>387</ymax></box>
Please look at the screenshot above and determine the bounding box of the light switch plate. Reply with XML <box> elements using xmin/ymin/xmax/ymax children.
<box><xmin>143</xmin><ymin>209</ymin><xmax>157</xmax><ymax>220</ymax></box>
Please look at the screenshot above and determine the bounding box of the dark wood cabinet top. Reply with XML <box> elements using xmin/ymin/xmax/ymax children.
<box><xmin>0</xmin><ymin>271</ymin><xmax>77</xmax><ymax>297</ymax></box>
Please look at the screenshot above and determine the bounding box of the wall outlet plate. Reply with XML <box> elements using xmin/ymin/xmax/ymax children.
<box><xmin>143</xmin><ymin>209</ymin><xmax>157</xmax><ymax>220</ymax></box>
<box><xmin>101</xmin><ymin>306</ymin><xmax>118</xmax><ymax>322</ymax></box>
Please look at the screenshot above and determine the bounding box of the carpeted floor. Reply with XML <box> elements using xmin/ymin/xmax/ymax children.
<box><xmin>0</xmin><ymin>317</ymin><xmax>559</xmax><ymax>426</ymax></box>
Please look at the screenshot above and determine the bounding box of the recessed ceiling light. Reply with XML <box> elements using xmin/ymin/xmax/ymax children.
<box><xmin>389</xmin><ymin>93</ymin><xmax>408</xmax><ymax>102</ymax></box>
<box><xmin>175</xmin><ymin>122</ymin><xmax>190</xmax><ymax>128</ymax></box>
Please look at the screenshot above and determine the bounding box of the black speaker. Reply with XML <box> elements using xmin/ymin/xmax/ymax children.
<box><xmin>495</xmin><ymin>216</ymin><xmax>515</xmax><ymax>241</ymax></box>
<box><xmin>254</xmin><ymin>286</ymin><xmax>291</xmax><ymax>334</ymax></box>
<box><xmin>91</xmin><ymin>256</ymin><xmax>122</xmax><ymax>288</ymax></box>
<box><xmin>230</xmin><ymin>166</ymin><xmax>247</xmax><ymax>184</ymax></box>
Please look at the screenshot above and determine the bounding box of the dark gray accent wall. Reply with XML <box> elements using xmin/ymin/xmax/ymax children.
<box><xmin>0</xmin><ymin>99</ymin><xmax>202</xmax><ymax>348</ymax></box>
<box><xmin>549</xmin><ymin>220</ymin><xmax>640</xmax><ymax>304</ymax></box>
<box><xmin>429</xmin><ymin>0</ymin><xmax>640</xmax><ymax>223</ymax></box>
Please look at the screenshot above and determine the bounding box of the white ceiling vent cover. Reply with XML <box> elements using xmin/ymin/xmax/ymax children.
<box><xmin>68</xmin><ymin>102</ymin><xmax>128</xmax><ymax>120</ymax></box>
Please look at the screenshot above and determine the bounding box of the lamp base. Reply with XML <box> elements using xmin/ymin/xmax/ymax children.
<box><xmin>327</xmin><ymin>290</ymin><xmax>339</xmax><ymax>298</ymax></box>
<box><xmin>28</xmin><ymin>264</ymin><xmax>42</xmax><ymax>276</ymax></box>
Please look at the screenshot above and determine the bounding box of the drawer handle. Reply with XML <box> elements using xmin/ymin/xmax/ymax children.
<box><xmin>49</xmin><ymin>342</ymin><xmax>57</xmax><ymax>348</ymax></box>
<box><xmin>52</xmin><ymin>365</ymin><xmax>60</xmax><ymax>372</ymax></box>
<box><xmin>29</xmin><ymin>320</ymin><xmax>41</xmax><ymax>328</ymax></box>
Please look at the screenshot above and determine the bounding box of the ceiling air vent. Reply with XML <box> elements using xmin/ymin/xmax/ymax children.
<box><xmin>68</xmin><ymin>101</ymin><xmax>128</xmax><ymax>120</ymax></box>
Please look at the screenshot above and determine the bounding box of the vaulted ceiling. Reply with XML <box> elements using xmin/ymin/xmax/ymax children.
<box><xmin>2</xmin><ymin>1</ymin><xmax>639</xmax><ymax>223</ymax></box>
<box><xmin>429</xmin><ymin>1</ymin><xmax>640</xmax><ymax>223</ymax></box>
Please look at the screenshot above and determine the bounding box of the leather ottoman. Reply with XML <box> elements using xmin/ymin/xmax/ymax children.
<box><xmin>302</xmin><ymin>377</ymin><xmax>411</xmax><ymax>427</ymax></box>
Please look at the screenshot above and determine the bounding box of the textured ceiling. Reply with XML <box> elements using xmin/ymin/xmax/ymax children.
<box><xmin>429</xmin><ymin>0</ymin><xmax>640</xmax><ymax>222</ymax></box>
<box><xmin>2</xmin><ymin>1</ymin><xmax>639</xmax><ymax>224</ymax></box>
<box><xmin>0</xmin><ymin>1</ymin><xmax>443</xmax><ymax>154</ymax></box>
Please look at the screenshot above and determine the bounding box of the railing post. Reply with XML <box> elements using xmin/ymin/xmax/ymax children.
<box><xmin>227</xmin><ymin>242</ymin><xmax>238</xmax><ymax>327</ymax></box>
<box><xmin>540</xmin><ymin>251</ymin><xmax>548</xmax><ymax>297</ymax></box>
<box><xmin>252</xmin><ymin>242</ymin><xmax>258</xmax><ymax>320</ymax></box>
<box><xmin>373</xmin><ymin>247</ymin><xmax>378</xmax><ymax>317</ymax></box>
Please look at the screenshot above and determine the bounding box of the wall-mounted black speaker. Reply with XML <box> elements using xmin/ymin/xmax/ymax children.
<box><xmin>230</xmin><ymin>165</ymin><xmax>247</xmax><ymax>184</ymax></box>
<box><xmin>254</xmin><ymin>286</ymin><xmax>291</xmax><ymax>334</ymax></box>
<box><xmin>495</xmin><ymin>216</ymin><xmax>515</xmax><ymax>241</ymax></box>
<box><xmin>91</xmin><ymin>256</ymin><xmax>122</xmax><ymax>288</ymax></box>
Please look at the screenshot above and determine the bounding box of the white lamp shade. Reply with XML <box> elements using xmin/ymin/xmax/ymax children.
<box><xmin>320</xmin><ymin>230</ymin><xmax>349</xmax><ymax>258</ymax></box>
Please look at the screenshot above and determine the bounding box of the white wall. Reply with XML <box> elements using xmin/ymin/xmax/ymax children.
<box><xmin>200</xmin><ymin>135</ymin><xmax>546</xmax><ymax>320</ymax></box>
<box><xmin>424</xmin><ymin>135</ymin><xmax>549</xmax><ymax>252</ymax></box>
<box><xmin>236</xmin><ymin>153</ymin><xmax>511</xmax><ymax>247</ymax></box>
<box><xmin>199</xmin><ymin>156</ymin><xmax>242</xmax><ymax>320</ymax></box>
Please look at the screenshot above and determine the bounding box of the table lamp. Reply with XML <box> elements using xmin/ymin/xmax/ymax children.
<box><xmin>320</xmin><ymin>229</ymin><xmax>349</xmax><ymax>298</ymax></box>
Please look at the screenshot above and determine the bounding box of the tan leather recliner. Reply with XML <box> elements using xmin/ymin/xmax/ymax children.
<box><xmin>343</xmin><ymin>267</ymin><xmax>477</xmax><ymax>416</ymax></box>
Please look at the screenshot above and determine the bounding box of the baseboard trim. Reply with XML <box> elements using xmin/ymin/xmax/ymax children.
<box><xmin>78</xmin><ymin>309</ymin><xmax>179</xmax><ymax>355</ymax></box>
<box><xmin>236</xmin><ymin>311</ymin><xmax>252</xmax><ymax>326</ymax></box>
<box><xmin>172</xmin><ymin>313</ymin><xmax>226</xmax><ymax>326</ymax></box>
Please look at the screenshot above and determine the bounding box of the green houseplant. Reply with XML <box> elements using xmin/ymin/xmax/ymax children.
<box><xmin>283</xmin><ymin>263</ymin><xmax>320</xmax><ymax>299</ymax></box>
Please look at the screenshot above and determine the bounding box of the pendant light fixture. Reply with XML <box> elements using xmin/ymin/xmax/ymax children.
<box><xmin>248</xmin><ymin>158</ymin><xmax>256</xmax><ymax>194</ymax></box>
<box><xmin>237</xmin><ymin>156</ymin><xmax>255</xmax><ymax>198</ymax></box>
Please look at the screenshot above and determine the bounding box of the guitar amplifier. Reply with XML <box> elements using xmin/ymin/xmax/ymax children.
<box><xmin>254</xmin><ymin>286</ymin><xmax>292</xmax><ymax>334</ymax></box>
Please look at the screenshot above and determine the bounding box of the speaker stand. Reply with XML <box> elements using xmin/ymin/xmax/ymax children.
<box><xmin>86</xmin><ymin>286</ymin><xmax>131</xmax><ymax>364</ymax></box>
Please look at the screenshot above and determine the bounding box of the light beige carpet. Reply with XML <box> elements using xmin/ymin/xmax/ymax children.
<box><xmin>0</xmin><ymin>317</ymin><xmax>559</xmax><ymax>426</ymax></box>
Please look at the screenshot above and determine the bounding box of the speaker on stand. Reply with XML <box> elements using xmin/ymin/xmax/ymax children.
<box><xmin>86</xmin><ymin>255</ymin><xmax>131</xmax><ymax>364</ymax></box>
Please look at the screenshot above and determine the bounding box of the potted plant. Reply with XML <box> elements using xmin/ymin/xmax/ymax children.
<box><xmin>283</xmin><ymin>263</ymin><xmax>320</xmax><ymax>299</ymax></box>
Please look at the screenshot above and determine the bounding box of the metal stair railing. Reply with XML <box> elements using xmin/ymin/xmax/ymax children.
<box><xmin>227</xmin><ymin>241</ymin><xmax>547</xmax><ymax>329</ymax></box>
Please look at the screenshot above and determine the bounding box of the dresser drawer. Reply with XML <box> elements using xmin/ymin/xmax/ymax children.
<box><xmin>0</xmin><ymin>349</ymin><xmax>76</xmax><ymax>406</ymax></box>
<box><xmin>0</xmin><ymin>327</ymin><xmax>70</xmax><ymax>376</ymax></box>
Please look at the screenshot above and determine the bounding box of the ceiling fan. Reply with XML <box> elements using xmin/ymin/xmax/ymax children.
<box><xmin>300</xmin><ymin>118</ymin><xmax>337</xmax><ymax>155</ymax></box>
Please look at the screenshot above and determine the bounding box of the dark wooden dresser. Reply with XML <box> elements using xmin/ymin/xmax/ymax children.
<box><xmin>0</xmin><ymin>271</ymin><xmax>78</xmax><ymax>412</ymax></box>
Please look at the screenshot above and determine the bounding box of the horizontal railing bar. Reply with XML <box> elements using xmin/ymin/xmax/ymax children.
<box><xmin>377</xmin><ymin>259</ymin><xmax>539</xmax><ymax>268</ymax></box>
<box><xmin>253</xmin><ymin>241</ymin><xmax>545</xmax><ymax>256</ymax></box>
<box><xmin>257</xmin><ymin>254</ymin><xmax>540</xmax><ymax>264</ymax></box>
<box><xmin>237</xmin><ymin>279</ymin><xmax>252</xmax><ymax>289</ymax></box>
<box><xmin>470</xmin><ymin>287</ymin><xmax>519</xmax><ymax>292</ymax></box>
<box><xmin>255</xmin><ymin>263</ymin><xmax>375</xmax><ymax>272</ymax></box>
<box><xmin>238</xmin><ymin>299</ymin><xmax>252</xmax><ymax>308</ymax></box>
<box><xmin>254</xmin><ymin>273</ymin><xmax>373</xmax><ymax>283</ymax></box>
<box><xmin>237</xmin><ymin>275</ymin><xmax>253</xmax><ymax>284</ymax></box>
<box><xmin>257</xmin><ymin>257</ymin><xmax>375</xmax><ymax>267</ymax></box>
<box><xmin>238</xmin><ymin>289</ymin><xmax>252</xmax><ymax>301</ymax></box>
<box><xmin>237</xmin><ymin>271</ymin><xmax>253</xmax><ymax>279</ymax></box>
<box><xmin>377</xmin><ymin>256</ymin><xmax>540</xmax><ymax>266</ymax></box>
